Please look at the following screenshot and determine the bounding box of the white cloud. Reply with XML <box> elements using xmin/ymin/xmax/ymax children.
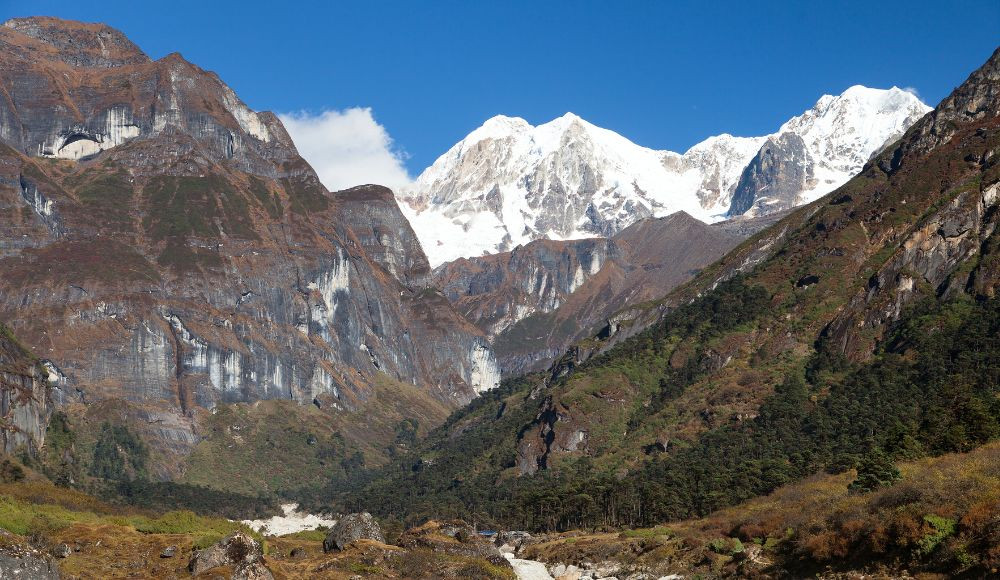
<box><xmin>901</xmin><ymin>86</ymin><xmax>922</xmax><ymax>100</ymax></box>
<box><xmin>279</xmin><ymin>108</ymin><xmax>413</xmax><ymax>192</ymax></box>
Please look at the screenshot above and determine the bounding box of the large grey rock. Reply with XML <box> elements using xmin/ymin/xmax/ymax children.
<box><xmin>494</xmin><ymin>530</ymin><xmax>532</xmax><ymax>554</ymax></box>
<box><xmin>322</xmin><ymin>513</ymin><xmax>385</xmax><ymax>552</ymax></box>
<box><xmin>188</xmin><ymin>531</ymin><xmax>272</xmax><ymax>580</ymax></box>
<box><xmin>0</xmin><ymin>530</ymin><xmax>60</xmax><ymax>579</ymax></box>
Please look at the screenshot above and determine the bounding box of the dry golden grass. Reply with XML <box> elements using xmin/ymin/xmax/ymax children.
<box><xmin>0</xmin><ymin>479</ymin><xmax>514</xmax><ymax>579</ymax></box>
<box><xmin>523</xmin><ymin>443</ymin><xmax>1000</xmax><ymax>577</ymax></box>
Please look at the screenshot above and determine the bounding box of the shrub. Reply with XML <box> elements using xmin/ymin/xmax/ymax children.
<box><xmin>708</xmin><ymin>537</ymin><xmax>744</xmax><ymax>555</ymax></box>
<box><xmin>0</xmin><ymin>459</ymin><xmax>25</xmax><ymax>483</ymax></box>
<box><xmin>849</xmin><ymin>449</ymin><xmax>901</xmax><ymax>493</ymax></box>
<box><xmin>917</xmin><ymin>515</ymin><xmax>956</xmax><ymax>556</ymax></box>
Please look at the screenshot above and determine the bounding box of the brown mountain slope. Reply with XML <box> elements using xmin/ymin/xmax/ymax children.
<box><xmin>0</xmin><ymin>17</ymin><xmax>498</xmax><ymax>479</ymax></box>
<box><xmin>434</xmin><ymin>211</ymin><xmax>786</xmax><ymax>375</ymax></box>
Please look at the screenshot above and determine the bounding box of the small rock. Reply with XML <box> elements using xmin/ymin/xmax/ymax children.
<box><xmin>160</xmin><ymin>545</ymin><xmax>177</xmax><ymax>558</ymax></box>
<box><xmin>54</xmin><ymin>543</ymin><xmax>72</xmax><ymax>558</ymax></box>
<box><xmin>289</xmin><ymin>547</ymin><xmax>306</xmax><ymax>559</ymax></box>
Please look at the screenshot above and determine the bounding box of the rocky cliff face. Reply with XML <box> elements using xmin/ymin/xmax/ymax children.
<box><xmin>334</xmin><ymin>185</ymin><xmax>433</xmax><ymax>290</ymax></box>
<box><xmin>434</xmin><ymin>211</ymin><xmax>768</xmax><ymax>375</ymax></box>
<box><xmin>0</xmin><ymin>18</ymin><xmax>498</xmax><ymax>475</ymax></box>
<box><xmin>0</xmin><ymin>323</ymin><xmax>53</xmax><ymax>454</ymax></box>
<box><xmin>434</xmin><ymin>238</ymin><xmax>617</xmax><ymax>339</ymax></box>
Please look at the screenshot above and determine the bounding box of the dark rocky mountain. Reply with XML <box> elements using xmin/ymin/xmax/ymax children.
<box><xmin>727</xmin><ymin>132</ymin><xmax>812</xmax><ymax>216</ymax></box>
<box><xmin>434</xmin><ymin>211</ymin><xmax>785</xmax><ymax>375</ymax></box>
<box><xmin>345</xmin><ymin>47</ymin><xmax>1000</xmax><ymax>547</ymax></box>
<box><xmin>0</xmin><ymin>17</ymin><xmax>498</xmax><ymax>478</ymax></box>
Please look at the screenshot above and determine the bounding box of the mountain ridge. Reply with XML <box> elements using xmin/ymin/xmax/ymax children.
<box><xmin>432</xmin><ymin>210</ymin><xmax>786</xmax><ymax>376</ymax></box>
<box><xmin>400</xmin><ymin>86</ymin><xmax>930</xmax><ymax>265</ymax></box>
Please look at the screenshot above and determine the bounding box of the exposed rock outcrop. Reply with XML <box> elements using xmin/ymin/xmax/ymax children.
<box><xmin>435</xmin><ymin>211</ymin><xmax>776</xmax><ymax>375</ymax></box>
<box><xmin>727</xmin><ymin>132</ymin><xmax>813</xmax><ymax>216</ymax></box>
<box><xmin>334</xmin><ymin>185</ymin><xmax>432</xmax><ymax>289</ymax></box>
<box><xmin>0</xmin><ymin>529</ymin><xmax>60</xmax><ymax>579</ymax></box>
<box><xmin>826</xmin><ymin>181</ymin><xmax>1000</xmax><ymax>360</ymax></box>
<box><xmin>0</xmin><ymin>322</ymin><xmax>53</xmax><ymax>454</ymax></box>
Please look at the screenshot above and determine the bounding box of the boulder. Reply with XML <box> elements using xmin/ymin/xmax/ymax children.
<box><xmin>160</xmin><ymin>545</ymin><xmax>176</xmax><ymax>558</ymax></box>
<box><xmin>188</xmin><ymin>531</ymin><xmax>272</xmax><ymax>579</ymax></box>
<box><xmin>322</xmin><ymin>513</ymin><xmax>385</xmax><ymax>552</ymax></box>
<box><xmin>0</xmin><ymin>530</ymin><xmax>60</xmax><ymax>579</ymax></box>
<box><xmin>495</xmin><ymin>530</ymin><xmax>532</xmax><ymax>554</ymax></box>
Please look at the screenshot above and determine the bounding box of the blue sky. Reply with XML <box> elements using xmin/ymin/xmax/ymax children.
<box><xmin>4</xmin><ymin>0</ymin><xmax>999</xmax><ymax>185</ymax></box>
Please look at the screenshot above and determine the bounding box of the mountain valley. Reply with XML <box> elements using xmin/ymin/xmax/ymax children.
<box><xmin>0</xmin><ymin>12</ymin><xmax>996</xmax><ymax>580</ymax></box>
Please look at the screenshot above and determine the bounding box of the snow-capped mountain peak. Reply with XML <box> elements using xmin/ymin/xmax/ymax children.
<box><xmin>462</xmin><ymin>114</ymin><xmax>532</xmax><ymax>146</ymax></box>
<box><xmin>400</xmin><ymin>87</ymin><xmax>930</xmax><ymax>266</ymax></box>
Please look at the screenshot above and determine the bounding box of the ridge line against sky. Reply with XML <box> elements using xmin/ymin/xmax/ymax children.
<box><xmin>5</xmin><ymin>0</ymin><xmax>999</xmax><ymax>191</ymax></box>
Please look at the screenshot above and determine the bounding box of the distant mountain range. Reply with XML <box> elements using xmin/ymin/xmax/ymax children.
<box><xmin>399</xmin><ymin>87</ymin><xmax>929</xmax><ymax>265</ymax></box>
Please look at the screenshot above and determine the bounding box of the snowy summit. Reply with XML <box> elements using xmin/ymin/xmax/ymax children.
<box><xmin>398</xmin><ymin>86</ymin><xmax>929</xmax><ymax>266</ymax></box>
